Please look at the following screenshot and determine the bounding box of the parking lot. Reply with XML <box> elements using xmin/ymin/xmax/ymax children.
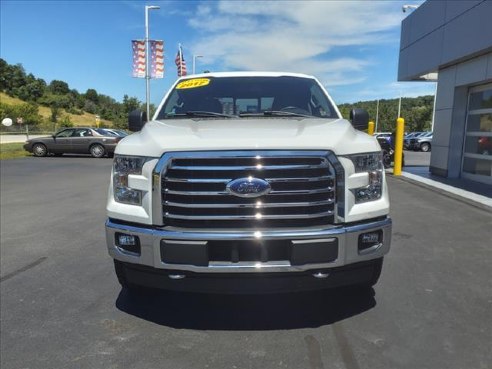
<box><xmin>1</xmin><ymin>156</ymin><xmax>491</xmax><ymax>369</ymax></box>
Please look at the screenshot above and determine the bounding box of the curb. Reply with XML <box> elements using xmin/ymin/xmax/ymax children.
<box><xmin>389</xmin><ymin>171</ymin><xmax>492</xmax><ymax>212</ymax></box>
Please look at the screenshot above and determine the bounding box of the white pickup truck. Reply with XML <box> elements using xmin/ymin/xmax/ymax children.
<box><xmin>105</xmin><ymin>72</ymin><xmax>392</xmax><ymax>294</ymax></box>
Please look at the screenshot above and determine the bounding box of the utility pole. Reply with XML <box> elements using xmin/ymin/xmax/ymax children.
<box><xmin>375</xmin><ymin>99</ymin><xmax>379</xmax><ymax>133</ymax></box>
<box><xmin>397</xmin><ymin>92</ymin><xmax>402</xmax><ymax>118</ymax></box>
<box><xmin>145</xmin><ymin>5</ymin><xmax>160</xmax><ymax>120</ymax></box>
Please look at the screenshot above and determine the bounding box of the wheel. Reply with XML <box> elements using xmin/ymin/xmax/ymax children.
<box><xmin>382</xmin><ymin>151</ymin><xmax>392</xmax><ymax>168</ymax></box>
<box><xmin>420</xmin><ymin>142</ymin><xmax>431</xmax><ymax>152</ymax></box>
<box><xmin>114</xmin><ymin>260</ymin><xmax>143</xmax><ymax>294</ymax></box>
<box><xmin>32</xmin><ymin>143</ymin><xmax>48</xmax><ymax>157</ymax></box>
<box><xmin>114</xmin><ymin>259</ymin><xmax>130</xmax><ymax>288</ymax></box>
<box><xmin>90</xmin><ymin>144</ymin><xmax>105</xmax><ymax>158</ymax></box>
<box><xmin>360</xmin><ymin>258</ymin><xmax>383</xmax><ymax>288</ymax></box>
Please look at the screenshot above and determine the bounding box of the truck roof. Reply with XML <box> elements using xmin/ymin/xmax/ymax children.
<box><xmin>180</xmin><ymin>71</ymin><xmax>316</xmax><ymax>79</ymax></box>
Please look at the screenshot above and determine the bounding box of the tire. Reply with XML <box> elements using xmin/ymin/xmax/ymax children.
<box><xmin>32</xmin><ymin>143</ymin><xmax>48</xmax><ymax>157</ymax></box>
<box><xmin>114</xmin><ymin>260</ymin><xmax>143</xmax><ymax>294</ymax></box>
<box><xmin>382</xmin><ymin>151</ymin><xmax>392</xmax><ymax>168</ymax></box>
<box><xmin>360</xmin><ymin>257</ymin><xmax>384</xmax><ymax>288</ymax></box>
<box><xmin>90</xmin><ymin>144</ymin><xmax>105</xmax><ymax>158</ymax></box>
<box><xmin>114</xmin><ymin>259</ymin><xmax>130</xmax><ymax>288</ymax></box>
<box><xmin>420</xmin><ymin>143</ymin><xmax>431</xmax><ymax>152</ymax></box>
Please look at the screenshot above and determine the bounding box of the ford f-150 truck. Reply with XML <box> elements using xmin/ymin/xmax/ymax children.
<box><xmin>105</xmin><ymin>72</ymin><xmax>392</xmax><ymax>294</ymax></box>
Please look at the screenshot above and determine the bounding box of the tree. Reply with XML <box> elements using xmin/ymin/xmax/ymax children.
<box><xmin>49</xmin><ymin>80</ymin><xmax>70</xmax><ymax>95</ymax></box>
<box><xmin>85</xmin><ymin>88</ymin><xmax>99</xmax><ymax>104</ymax></box>
<box><xmin>123</xmin><ymin>95</ymin><xmax>141</xmax><ymax>114</ymax></box>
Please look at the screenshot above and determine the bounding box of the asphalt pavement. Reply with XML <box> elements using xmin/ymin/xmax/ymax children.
<box><xmin>1</xmin><ymin>156</ymin><xmax>491</xmax><ymax>369</ymax></box>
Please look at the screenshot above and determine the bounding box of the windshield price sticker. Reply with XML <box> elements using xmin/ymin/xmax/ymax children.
<box><xmin>176</xmin><ymin>78</ymin><xmax>210</xmax><ymax>89</ymax></box>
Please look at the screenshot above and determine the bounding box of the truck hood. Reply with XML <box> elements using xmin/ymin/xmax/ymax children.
<box><xmin>116</xmin><ymin>117</ymin><xmax>380</xmax><ymax>157</ymax></box>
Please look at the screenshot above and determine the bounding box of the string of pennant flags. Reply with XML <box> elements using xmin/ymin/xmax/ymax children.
<box><xmin>132</xmin><ymin>40</ymin><xmax>187</xmax><ymax>78</ymax></box>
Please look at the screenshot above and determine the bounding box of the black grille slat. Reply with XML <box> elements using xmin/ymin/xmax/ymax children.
<box><xmin>160</xmin><ymin>152</ymin><xmax>336</xmax><ymax>228</ymax></box>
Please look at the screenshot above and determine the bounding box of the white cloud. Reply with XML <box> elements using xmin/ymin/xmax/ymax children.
<box><xmin>187</xmin><ymin>1</ymin><xmax>405</xmax><ymax>89</ymax></box>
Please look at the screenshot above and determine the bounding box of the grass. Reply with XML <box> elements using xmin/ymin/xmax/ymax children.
<box><xmin>0</xmin><ymin>143</ymin><xmax>31</xmax><ymax>160</ymax></box>
<box><xmin>0</xmin><ymin>92</ymin><xmax>113</xmax><ymax>127</ymax></box>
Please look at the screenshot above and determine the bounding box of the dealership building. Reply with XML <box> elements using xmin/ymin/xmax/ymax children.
<box><xmin>398</xmin><ymin>0</ymin><xmax>492</xmax><ymax>185</ymax></box>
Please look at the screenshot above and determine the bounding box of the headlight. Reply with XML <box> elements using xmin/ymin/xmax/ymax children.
<box><xmin>345</xmin><ymin>152</ymin><xmax>384</xmax><ymax>203</ymax></box>
<box><xmin>113</xmin><ymin>155</ymin><xmax>150</xmax><ymax>205</ymax></box>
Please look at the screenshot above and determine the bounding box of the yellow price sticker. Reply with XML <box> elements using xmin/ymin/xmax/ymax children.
<box><xmin>176</xmin><ymin>78</ymin><xmax>210</xmax><ymax>89</ymax></box>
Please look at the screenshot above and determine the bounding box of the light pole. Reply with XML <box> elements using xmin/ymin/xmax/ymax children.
<box><xmin>402</xmin><ymin>4</ymin><xmax>418</xmax><ymax>13</ymax></box>
<box><xmin>397</xmin><ymin>91</ymin><xmax>402</xmax><ymax>118</ymax></box>
<box><xmin>193</xmin><ymin>55</ymin><xmax>203</xmax><ymax>74</ymax></box>
<box><xmin>145</xmin><ymin>5</ymin><xmax>160</xmax><ymax>121</ymax></box>
<box><xmin>375</xmin><ymin>99</ymin><xmax>379</xmax><ymax>133</ymax></box>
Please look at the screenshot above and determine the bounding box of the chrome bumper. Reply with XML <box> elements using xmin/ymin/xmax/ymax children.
<box><xmin>105</xmin><ymin>217</ymin><xmax>392</xmax><ymax>273</ymax></box>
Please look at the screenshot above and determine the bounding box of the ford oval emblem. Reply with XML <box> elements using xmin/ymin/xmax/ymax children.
<box><xmin>226</xmin><ymin>177</ymin><xmax>271</xmax><ymax>198</ymax></box>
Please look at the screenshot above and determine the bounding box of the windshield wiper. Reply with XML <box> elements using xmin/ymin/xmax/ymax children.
<box><xmin>163</xmin><ymin>111</ymin><xmax>236</xmax><ymax>119</ymax></box>
<box><xmin>263</xmin><ymin>110</ymin><xmax>313</xmax><ymax>118</ymax></box>
<box><xmin>238</xmin><ymin>111</ymin><xmax>313</xmax><ymax>118</ymax></box>
<box><xmin>185</xmin><ymin>111</ymin><xmax>236</xmax><ymax>118</ymax></box>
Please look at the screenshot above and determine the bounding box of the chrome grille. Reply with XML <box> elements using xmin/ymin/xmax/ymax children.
<box><xmin>159</xmin><ymin>151</ymin><xmax>337</xmax><ymax>228</ymax></box>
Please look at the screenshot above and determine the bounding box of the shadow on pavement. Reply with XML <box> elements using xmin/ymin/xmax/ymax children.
<box><xmin>115</xmin><ymin>287</ymin><xmax>376</xmax><ymax>330</ymax></box>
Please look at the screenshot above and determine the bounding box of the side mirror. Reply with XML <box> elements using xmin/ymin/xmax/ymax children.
<box><xmin>349</xmin><ymin>108</ymin><xmax>369</xmax><ymax>131</ymax></box>
<box><xmin>128</xmin><ymin>110</ymin><xmax>147</xmax><ymax>132</ymax></box>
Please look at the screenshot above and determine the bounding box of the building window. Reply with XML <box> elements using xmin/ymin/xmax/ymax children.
<box><xmin>462</xmin><ymin>84</ymin><xmax>492</xmax><ymax>184</ymax></box>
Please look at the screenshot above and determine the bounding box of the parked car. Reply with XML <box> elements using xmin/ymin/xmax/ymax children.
<box><xmin>404</xmin><ymin>131</ymin><xmax>425</xmax><ymax>149</ymax></box>
<box><xmin>23</xmin><ymin>127</ymin><xmax>122</xmax><ymax>158</ymax></box>
<box><xmin>373</xmin><ymin>132</ymin><xmax>392</xmax><ymax>140</ymax></box>
<box><xmin>377</xmin><ymin>137</ymin><xmax>405</xmax><ymax>168</ymax></box>
<box><xmin>409</xmin><ymin>132</ymin><xmax>433</xmax><ymax>152</ymax></box>
<box><xmin>95</xmin><ymin>128</ymin><xmax>129</xmax><ymax>137</ymax></box>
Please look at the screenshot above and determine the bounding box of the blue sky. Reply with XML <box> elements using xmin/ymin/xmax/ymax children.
<box><xmin>1</xmin><ymin>0</ymin><xmax>434</xmax><ymax>106</ymax></box>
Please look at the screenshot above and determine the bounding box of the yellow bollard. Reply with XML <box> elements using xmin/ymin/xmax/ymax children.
<box><xmin>368</xmin><ymin>121</ymin><xmax>375</xmax><ymax>136</ymax></box>
<box><xmin>393</xmin><ymin>117</ymin><xmax>405</xmax><ymax>175</ymax></box>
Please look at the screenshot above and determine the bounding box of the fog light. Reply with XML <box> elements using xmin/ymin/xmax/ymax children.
<box><xmin>358</xmin><ymin>231</ymin><xmax>382</xmax><ymax>254</ymax></box>
<box><xmin>115</xmin><ymin>233</ymin><xmax>140</xmax><ymax>255</ymax></box>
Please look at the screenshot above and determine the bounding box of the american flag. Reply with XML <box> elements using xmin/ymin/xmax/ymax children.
<box><xmin>175</xmin><ymin>45</ymin><xmax>187</xmax><ymax>77</ymax></box>
<box><xmin>132</xmin><ymin>40</ymin><xmax>146</xmax><ymax>78</ymax></box>
<box><xmin>150</xmin><ymin>40</ymin><xmax>164</xmax><ymax>78</ymax></box>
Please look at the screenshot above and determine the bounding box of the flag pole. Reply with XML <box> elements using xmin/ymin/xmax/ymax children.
<box><xmin>144</xmin><ymin>5</ymin><xmax>160</xmax><ymax>121</ymax></box>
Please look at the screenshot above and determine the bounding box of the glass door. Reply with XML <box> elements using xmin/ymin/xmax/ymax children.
<box><xmin>462</xmin><ymin>83</ymin><xmax>492</xmax><ymax>184</ymax></box>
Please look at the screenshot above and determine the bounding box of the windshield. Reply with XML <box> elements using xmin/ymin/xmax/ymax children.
<box><xmin>156</xmin><ymin>76</ymin><xmax>339</xmax><ymax>119</ymax></box>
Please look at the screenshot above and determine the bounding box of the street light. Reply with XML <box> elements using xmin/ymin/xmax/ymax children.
<box><xmin>402</xmin><ymin>4</ymin><xmax>418</xmax><ymax>13</ymax></box>
<box><xmin>193</xmin><ymin>55</ymin><xmax>203</xmax><ymax>74</ymax></box>
<box><xmin>145</xmin><ymin>5</ymin><xmax>160</xmax><ymax>121</ymax></box>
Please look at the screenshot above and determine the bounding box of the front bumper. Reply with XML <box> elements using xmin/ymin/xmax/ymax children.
<box><xmin>106</xmin><ymin>217</ymin><xmax>392</xmax><ymax>274</ymax></box>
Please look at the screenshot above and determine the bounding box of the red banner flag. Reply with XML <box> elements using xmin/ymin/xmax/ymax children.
<box><xmin>175</xmin><ymin>45</ymin><xmax>187</xmax><ymax>77</ymax></box>
<box><xmin>150</xmin><ymin>40</ymin><xmax>164</xmax><ymax>79</ymax></box>
<box><xmin>132</xmin><ymin>40</ymin><xmax>146</xmax><ymax>78</ymax></box>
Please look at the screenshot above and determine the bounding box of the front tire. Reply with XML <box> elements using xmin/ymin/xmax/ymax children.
<box><xmin>360</xmin><ymin>258</ymin><xmax>383</xmax><ymax>288</ymax></box>
<box><xmin>114</xmin><ymin>260</ymin><xmax>143</xmax><ymax>294</ymax></box>
<box><xmin>420</xmin><ymin>143</ymin><xmax>431</xmax><ymax>152</ymax></box>
<box><xmin>90</xmin><ymin>144</ymin><xmax>105</xmax><ymax>158</ymax></box>
<box><xmin>32</xmin><ymin>143</ymin><xmax>47</xmax><ymax>157</ymax></box>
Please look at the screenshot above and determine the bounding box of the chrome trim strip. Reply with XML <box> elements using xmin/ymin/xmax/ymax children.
<box><xmin>106</xmin><ymin>217</ymin><xmax>391</xmax><ymax>241</ymax></box>
<box><xmin>164</xmin><ymin>187</ymin><xmax>334</xmax><ymax>196</ymax></box>
<box><xmin>162</xmin><ymin>240</ymin><xmax>207</xmax><ymax>245</ymax></box>
<box><xmin>169</xmin><ymin>164</ymin><xmax>329</xmax><ymax>171</ymax></box>
<box><xmin>358</xmin><ymin>242</ymin><xmax>383</xmax><ymax>255</ymax></box>
<box><xmin>164</xmin><ymin>199</ymin><xmax>334</xmax><ymax>208</ymax></box>
<box><xmin>164</xmin><ymin>211</ymin><xmax>334</xmax><ymax>220</ymax></box>
<box><xmin>208</xmin><ymin>261</ymin><xmax>291</xmax><ymax>268</ymax></box>
<box><xmin>163</xmin><ymin>175</ymin><xmax>335</xmax><ymax>184</ymax></box>
<box><xmin>292</xmin><ymin>238</ymin><xmax>336</xmax><ymax>244</ymax></box>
